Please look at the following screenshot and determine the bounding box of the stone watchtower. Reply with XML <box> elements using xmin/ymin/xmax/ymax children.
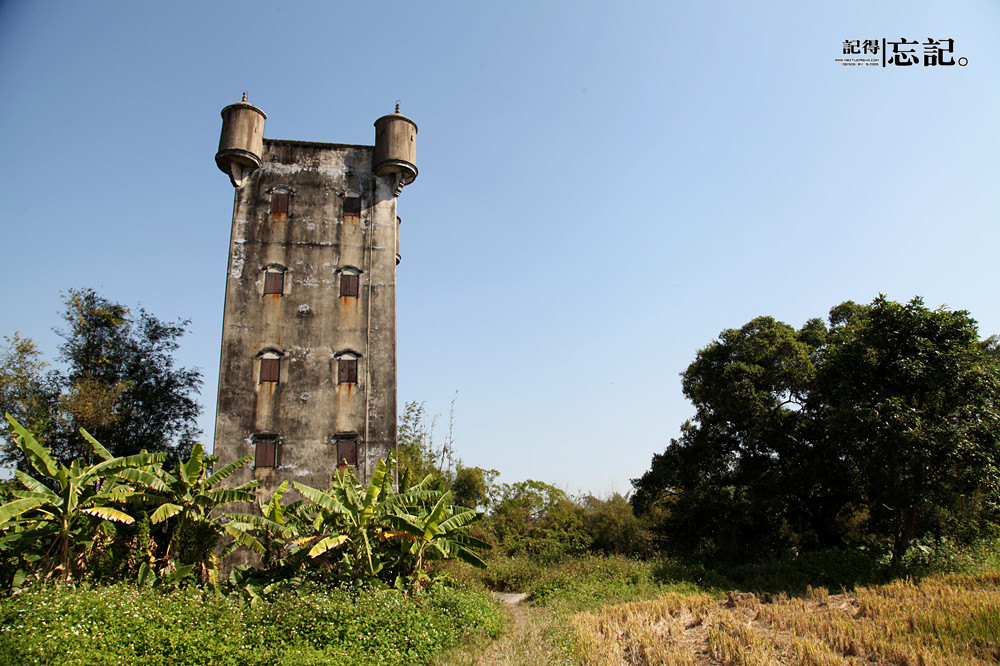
<box><xmin>212</xmin><ymin>94</ymin><xmax>417</xmax><ymax>496</ymax></box>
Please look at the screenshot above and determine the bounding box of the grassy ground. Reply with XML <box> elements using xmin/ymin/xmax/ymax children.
<box><xmin>0</xmin><ymin>583</ymin><xmax>503</xmax><ymax>665</ymax></box>
<box><xmin>4</xmin><ymin>545</ymin><xmax>997</xmax><ymax>665</ymax></box>
<box><xmin>442</xmin><ymin>544</ymin><xmax>1000</xmax><ymax>665</ymax></box>
<box><xmin>438</xmin><ymin>598</ymin><xmax>575</xmax><ymax>666</ymax></box>
<box><xmin>440</xmin><ymin>555</ymin><xmax>706</xmax><ymax>664</ymax></box>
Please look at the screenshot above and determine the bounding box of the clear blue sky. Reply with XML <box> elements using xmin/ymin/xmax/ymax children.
<box><xmin>1</xmin><ymin>1</ymin><xmax>998</xmax><ymax>494</ymax></box>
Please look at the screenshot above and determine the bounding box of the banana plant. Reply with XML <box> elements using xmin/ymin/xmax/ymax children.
<box><xmin>225</xmin><ymin>480</ymin><xmax>303</xmax><ymax>569</ymax></box>
<box><xmin>385</xmin><ymin>489</ymin><xmax>490</xmax><ymax>576</ymax></box>
<box><xmin>228</xmin><ymin>563</ymin><xmax>304</xmax><ymax>607</ymax></box>
<box><xmin>294</xmin><ymin>458</ymin><xmax>393</xmax><ymax>576</ymax></box>
<box><xmin>293</xmin><ymin>457</ymin><xmax>491</xmax><ymax>586</ymax></box>
<box><xmin>0</xmin><ymin>414</ymin><xmax>162</xmax><ymax>581</ymax></box>
<box><xmin>118</xmin><ymin>442</ymin><xmax>261</xmax><ymax>583</ymax></box>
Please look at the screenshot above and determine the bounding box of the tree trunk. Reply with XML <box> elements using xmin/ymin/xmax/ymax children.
<box><xmin>891</xmin><ymin>505</ymin><xmax>918</xmax><ymax>565</ymax></box>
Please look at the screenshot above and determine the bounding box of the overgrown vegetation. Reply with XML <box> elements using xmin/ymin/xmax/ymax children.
<box><xmin>0</xmin><ymin>583</ymin><xmax>501</xmax><ymax>665</ymax></box>
<box><xmin>438</xmin><ymin>544</ymin><xmax>1000</xmax><ymax>664</ymax></box>
<box><xmin>397</xmin><ymin>398</ymin><xmax>655</xmax><ymax>565</ymax></box>
<box><xmin>4</xmin><ymin>291</ymin><xmax>1000</xmax><ymax>664</ymax></box>
<box><xmin>0</xmin><ymin>415</ymin><xmax>501</xmax><ymax>663</ymax></box>
<box><xmin>0</xmin><ymin>415</ymin><xmax>492</xmax><ymax>593</ymax></box>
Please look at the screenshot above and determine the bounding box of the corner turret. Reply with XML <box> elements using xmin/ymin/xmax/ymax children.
<box><xmin>373</xmin><ymin>103</ymin><xmax>418</xmax><ymax>195</ymax></box>
<box><xmin>216</xmin><ymin>93</ymin><xmax>267</xmax><ymax>187</ymax></box>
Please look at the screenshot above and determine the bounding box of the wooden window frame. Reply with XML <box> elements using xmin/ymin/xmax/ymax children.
<box><xmin>254</xmin><ymin>436</ymin><xmax>279</xmax><ymax>468</ymax></box>
<box><xmin>343</xmin><ymin>196</ymin><xmax>361</xmax><ymax>217</ymax></box>
<box><xmin>335</xmin><ymin>438</ymin><xmax>359</xmax><ymax>470</ymax></box>
<box><xmin>270</xmin><ymin>190</ymin><xmax>289</xmax><ymax>216</ymax></box>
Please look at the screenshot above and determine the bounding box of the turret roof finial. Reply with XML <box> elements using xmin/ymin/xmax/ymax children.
<box><xmin>395</xmin><ymin>100</ymin><xmax>401</xmax><ymax>114</ymax></box>
<box><xmin>242</xmin><ymin>91</ymin><xmax>248</xmax><ymax>102</ymax></box>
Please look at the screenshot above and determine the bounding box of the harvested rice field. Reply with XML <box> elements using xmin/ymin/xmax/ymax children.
<box><xmin>570</xmin><ymin>573</ymin><xmax>1000</xmax><ymax>665</ymax></box>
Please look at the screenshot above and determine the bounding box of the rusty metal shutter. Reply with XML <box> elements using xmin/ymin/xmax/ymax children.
<box><xmin>340</xmin><ymin>273</ymin><xmax>359</xmax><ymax>297</ymax></box>
<box><xmin>339</xmin><ymin>358</ymin><xmax>357</xmax><ymax>384</ymax></box>
<box><xmin>271</xmin><ymin>192</ymin><xmax>289</xmax><ymax>215</ymax></box>
<box><xmin>263</xmin><ymin>271</ymin><xmax>284</xmax><ymax>295</ymax></box>
<box><xmin>343</xmin><ymin>197</ymin><xmax>361</xmax><ymax>216</ymax></box>
<box><xmin>260</xmin><ymin>357</ymin><xmax>280</xmax><ymax>383</ymax></box>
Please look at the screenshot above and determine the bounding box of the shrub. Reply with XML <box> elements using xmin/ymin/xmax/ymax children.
<box><xmin>258</xmin><ymin>586</ymin><xmax>502</xmax><ymax>663</ymax></box>
<box><xmin>652</xmin><ymin>558</ymin><xmax>738</xmax><ymax>591</ymax></box>
<box><xmin>478</xmin><ymin>554</ymin><xmax>543</xmax><ymax>592</ymax></box>
<box><xmin>653</xmin><ymin>548</ymin><xmax>884</xmax><ymax>594</ymax></box>
<box><xmin>0</xmin><ymin>585</ymin><xmax>261</xmax><ymax>665</ymax></box>
<box><xmin>526</xmin><ymin>555</ymin><xmax>681</xmax><ymax>609</ymax></box>
<box><xmin>577</xmin><ymin>493</ymin><xmax>654</xmax><ymax>558</ymax></box>
<box><xmin>895</xmin><ymin>535</ymin><xmax>1000</xmax><ymax>577</ymax></box>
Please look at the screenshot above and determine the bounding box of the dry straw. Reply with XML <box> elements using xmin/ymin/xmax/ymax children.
<box><xmin>569</xmin><ymin>573</ymin><xmax>1000</xmax><ymax>665</ymax></box>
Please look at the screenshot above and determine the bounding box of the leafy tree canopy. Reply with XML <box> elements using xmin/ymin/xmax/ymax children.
<box><xmin>0</xmin><ymin>288</ymin><xmax>202</xmax><ymax>471</ymax></box>
<box><xmin>632</xmin><ymin>296</ymin><xmax>1000</xmax><ymax>564</ymax></box>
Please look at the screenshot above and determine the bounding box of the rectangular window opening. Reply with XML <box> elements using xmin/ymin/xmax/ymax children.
<box><xmin>260</xmin><ymin>357</ymin><xmax>280</xmax><ymax>383</ymax></box>
<box><xmin>263</xmin><ymin>272</ymin><xmax>284</xmax><ymax>295</ymax></box>
<box><xmin>340</xmin><ymin>273</ymin><xmax>359</xmax><ymax>297</ymax></box>
<box><xmin>338</xmin><ymin>358</ymin><xmax>358</xmax><ymax>384</ymax></box>
<box><xmin>343</xmin><ymin>196</ymin><xmax>361</xmax><ymax>217</ymax></box>
<box><xmin>270</xmin><ymin>192</ymin><xmax>289</xmax><ymax>215</ymax></box>
<box><xmin>255</xmin><ymin>437</ymin><xmax>278</xmax><ymax>468</ymax></box>
<box><xmin>336</xmin><ymin>438</ymin><xmax>358</xmax><ymax>469</ymax></box>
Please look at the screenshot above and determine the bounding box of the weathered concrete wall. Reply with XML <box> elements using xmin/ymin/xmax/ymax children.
<box><xmin>214</xmin><ymin>139</ymin><xmax>398</xmax><ymax>500</ymax></box>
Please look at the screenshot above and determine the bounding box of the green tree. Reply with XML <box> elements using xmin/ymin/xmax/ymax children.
<box><xmin>489</xmin><ymin>480</ymin><xmax>588</xmax><ymax>560</ymax></box>
<box><xmin>578</xmin><ymin>493</ymin><xmax>652</xmax><ymax>558</ymax></box>
<box><xmin>0</xmin><ymin>335</ymin><xmax>62</xmax><ymax>469</ymax></box>
<box><xmin>0</xmin><ymin>289</ymin><xmax>203</xmax><ymax>471</ymax></box>
<box><xmin>814</xmin><ymin>296</ymin><xmax>1000</xmax><ymax>562</ymax></box>
<box><xmin>632</xmin><ymin>296</ymin><xmax>1000</xmax><ymax>563</ymax></box>
<box><xmin>633</xmin><ymin>315</ymin><xmax>835</xmax><ymax>561</ymax></box>
<box><xmin>55</xmin><ymin>288</ymin><xmax>202</xmax><ymax>465</ymax></box>
<box><xmin>451</xmin><ymin>465</ymin><xmax>499</xmax><ymax>510</ymax></box>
